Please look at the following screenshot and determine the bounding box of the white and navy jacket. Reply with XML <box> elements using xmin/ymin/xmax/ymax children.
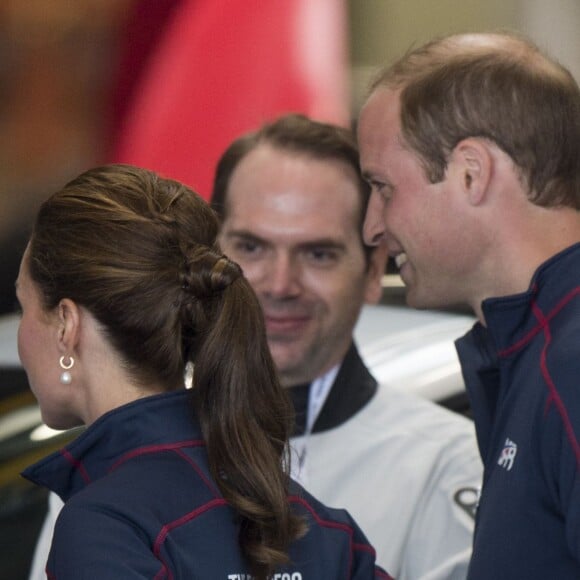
<box><xmin>290</xmin><ymin>345</ymin><xmax>482</xmax><ymax>580</ymax></box>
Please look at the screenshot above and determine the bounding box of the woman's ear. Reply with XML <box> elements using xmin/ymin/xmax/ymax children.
<box><xmin>453</xmin><ymin>138</ymin><xmax>493</xmax><ymax>206</ymax></box>
<box><xmin>56</xmin><ymin>298</ymin><xmax>81</xmax><ymax>354</ymax></box>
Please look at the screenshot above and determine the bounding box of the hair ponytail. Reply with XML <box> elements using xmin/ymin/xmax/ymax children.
<box><xmin>181</xmin><ymin>248</ymin><xmax>306</xmax><ymax>578</ymax></box>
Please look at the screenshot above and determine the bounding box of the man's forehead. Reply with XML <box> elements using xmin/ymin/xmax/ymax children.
<box><xmin>226</xmin><ymin>153</ymin><xmax>360</xmax><ymax>217</ymax></box>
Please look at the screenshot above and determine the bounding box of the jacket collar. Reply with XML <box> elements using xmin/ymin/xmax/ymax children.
<box><xmin>22</xmin><ymin>390</ymin><xmax>200</xmax><ymax>501</ymax></box>
<box><xmin>290</xmin><ymin>343</ymin><xmax>378</xmax><ymax>436</ymax></box>
<box><xmin>482</xmin><ymin>242</ymin><xmax>580</xmax><ymax>353</ymax></box>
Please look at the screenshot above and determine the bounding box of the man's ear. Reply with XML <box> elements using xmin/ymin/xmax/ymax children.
<box><xmin>453</xmin><ymin>138</ymin><xmax>493</xmax><ymax>206</ymax></box>
<box><xmin>56</xmin><ymin>299</ymin><xmax>81</xmax><ymax>354</ymax></box>
<box><xmin>364</xmin><ymin>241</ymin><xmax>388</xmax><ymax>305</ymax></box>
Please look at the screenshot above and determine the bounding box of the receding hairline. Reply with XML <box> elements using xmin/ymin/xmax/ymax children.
<box><xmin>222</xmin><ymin>140</ymin><xmax>366</xmax><ymax>217</ymax></box>
<box><xmin>369</xmin><ymin>31</ymin><xmax>570</xmax><ymax>92</ymax></box>
<box><xmin>224</xmin><ymin>141</ymin><xmax>365</xmax><ymax>217</ymax></box>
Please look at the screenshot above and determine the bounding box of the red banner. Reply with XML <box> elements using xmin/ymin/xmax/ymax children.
<box><xmin>111</xmin><ymin>0</ymin><xmax>349</xmax><ymax>199</ymax></box>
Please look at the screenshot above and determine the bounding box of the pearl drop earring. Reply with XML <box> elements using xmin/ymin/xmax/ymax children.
<box><xmin>59</xmin><ymin>356</ymin><xmax>75</xmax><ymax>385</ymax></box>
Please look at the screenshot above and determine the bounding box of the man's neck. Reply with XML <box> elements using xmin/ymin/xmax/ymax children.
<box><xmin>474</xmin><ymin>207</ymin><xmax>580</xmax><ymax>325</ymax></box>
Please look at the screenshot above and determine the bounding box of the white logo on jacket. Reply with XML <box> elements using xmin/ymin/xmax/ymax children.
<box><xmin>497</xmin><ymin>438</ymin><xmax>517</xmax><ymax>471</ymax></box>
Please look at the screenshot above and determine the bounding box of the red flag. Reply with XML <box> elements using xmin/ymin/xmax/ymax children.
<box><xmin>110</xmin><ymin>0</ymin><xmax>349</xmax><ymax>199</ymax></box>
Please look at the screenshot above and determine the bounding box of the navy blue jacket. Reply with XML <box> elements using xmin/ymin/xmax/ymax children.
<box><xmin>23</xmin><ymin>390</ymin><xmax>389</xmax><ymax>579</ymax></box>
<box><xmin>456</xmin><ymin>243</ymin><xmax>580</xmax><ymax>579</ymax></box>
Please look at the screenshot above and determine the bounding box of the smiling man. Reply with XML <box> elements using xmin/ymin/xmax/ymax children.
<box><xmin>211</xmin><ymin>114</ymin><xmax>482</xmax><ymax>579</ymax></box>
<box><xmin>359</xmin><ymin>33</ymin><xmax>580</xmax><ymax>579</ymax></box>
<box><xmin>215</xmin><ymin>128</ymin><xmax>379</xmax><ymax>389</ymax></box>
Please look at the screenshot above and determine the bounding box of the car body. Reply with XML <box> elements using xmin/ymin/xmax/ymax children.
<box><xmin>355</xmin><ymin>302</ymin><xmax>475</xmax><ymax>413</ymax></box>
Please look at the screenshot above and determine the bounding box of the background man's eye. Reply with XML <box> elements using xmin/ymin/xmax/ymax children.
<box><xmin>307</xmin><ymin>249</ymin><xmax>338</xmax><ymax>264</ymax></box>
<box><xmin>234</xmin><ymin>240</ymin><xmax>263</xmax><ymax>256</ymax></box>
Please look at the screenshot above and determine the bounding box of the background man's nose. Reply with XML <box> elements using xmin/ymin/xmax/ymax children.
<box><xmin>266</xmin><ymin>255</ymin><xmax>301</xmax><ymax>298</ymax></box>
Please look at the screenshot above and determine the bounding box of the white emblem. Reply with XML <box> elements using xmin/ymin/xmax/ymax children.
<box><xmin>497</xmin><ymin>438</ymin><xmax>517</xmax><ymax>471</ymax></box>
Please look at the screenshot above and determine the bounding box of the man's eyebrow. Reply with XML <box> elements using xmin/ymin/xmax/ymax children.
<box><xmin>225</xmin><ymin>230</ymin><xmax>346</xmax><ymax>251</ymax></box>
<box><xmin>361</xmin><ymin>171</ymin><xmax>389</xmax><ymax>187</ymax></box>
<box><xmin>222</xmin><ymin>229</ymin><xmax>264</xmax><ymax>241</ymax></box>
<box><xmin>362</xmin><ymin>170</ymin><xmax>390</xmax><ymax>183</ymax></box>
<box><xmin>297</xmin><ymin>239</ymin><xmax>347</xmax><ymax>252</ymax></box>
<box><xmin>361</xmin><ymin>170</ymin><xmax>374</xmax><ymax>183</ymax></box>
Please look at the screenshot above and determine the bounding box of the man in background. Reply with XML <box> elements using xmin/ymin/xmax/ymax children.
<box><xmin>212</xmin><ymin>114</ymin><xmax>482</xmax><ymax>579</ymax></box>
<box><xmin>359</xmin><ymin>32</ymin><xmax>580</xmax><ymax>578</ymax></box>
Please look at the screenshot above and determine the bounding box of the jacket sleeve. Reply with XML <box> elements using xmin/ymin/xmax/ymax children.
<box><xmin>396</xmin><ymin>433</ymin><xmax>482</xmax><ymax>580</ymax></box>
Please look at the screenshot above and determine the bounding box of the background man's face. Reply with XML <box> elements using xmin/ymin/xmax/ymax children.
<box><xmin>219</xmin><ymin>144</ymin><xmax>382</xmax><ymax>386</ymax></box>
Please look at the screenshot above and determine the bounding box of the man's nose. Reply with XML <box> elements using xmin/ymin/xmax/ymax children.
<box><xmin>266</xmin><ymin>255</ymin><xmax>301</xmax><ymax>298</ymax></box>
<box><xmin>363</xmin><ymin>191</ymin><xmax>387</xmax><ymax>246</ymax></box>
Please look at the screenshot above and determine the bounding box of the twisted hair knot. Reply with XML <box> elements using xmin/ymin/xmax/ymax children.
<box><xmin>180</xmin><ymin>246</ymin><xmax>242</xmax><ymax>300</ymax></box>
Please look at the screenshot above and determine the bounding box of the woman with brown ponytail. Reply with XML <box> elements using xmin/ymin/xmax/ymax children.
<box><xmin>17</xmin><ymin>164</ymin><xmax>388</xmax><ymax>579</ymax></box>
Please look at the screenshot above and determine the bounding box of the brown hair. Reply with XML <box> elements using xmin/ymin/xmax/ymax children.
<box><xmin>210</xmin><ymin>113</ymin><xmax>374</xmax><ymax>262</ymax></box>
<box><xmin>27</xmin><ymin>164</ymin><xmax>304</xmax><ymax>578</ymax></box>
<box><xmin>370</xmin><ymin>32</ymin><xmax>580</xmax><ymax>208</ymax></box>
